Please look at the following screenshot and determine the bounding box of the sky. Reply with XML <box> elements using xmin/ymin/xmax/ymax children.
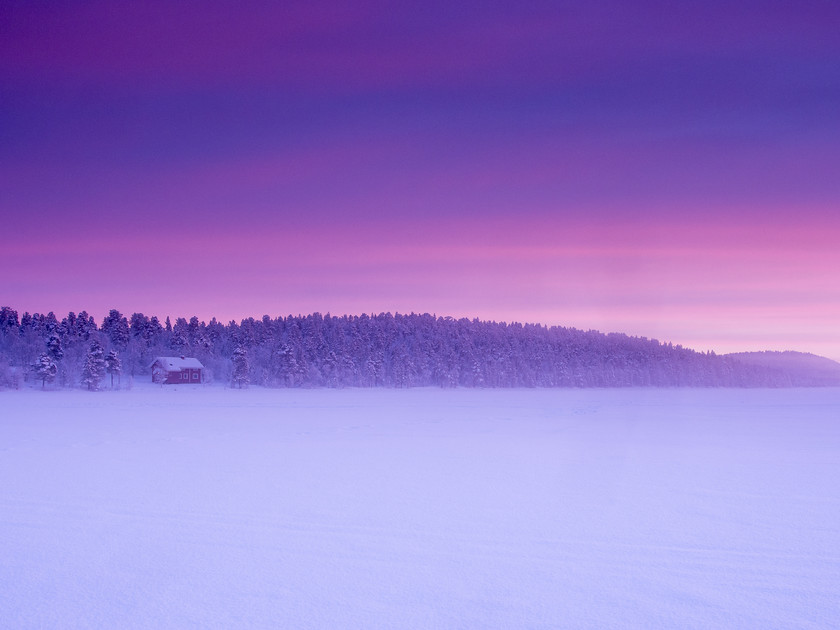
<box><xmin>2</xmin><ymin>0</ymin><xmax>839</xmax><ymax>359</ymax></box>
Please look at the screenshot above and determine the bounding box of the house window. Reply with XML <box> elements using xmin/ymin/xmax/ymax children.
<box><xmin>182</xmin><ymin>371</ymin><xmax>188</xmax><ymax>380</ymax></box>
<box><xmin>193</xmin><ymin>372</ymin><xmax>199</xmax><ymax>380</ymax></box>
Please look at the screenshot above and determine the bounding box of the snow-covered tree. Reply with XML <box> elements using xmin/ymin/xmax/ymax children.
<box><xmin>75</xmin><ymin>311</ymin><xmax>97</xmax><ymax>341</ymax></box>
<box><xmin>129</xmin><ymin>312</ymin><xmax>150</xmax><ymax>345</ymax></box>
<box><xmin>81</xmin><ymin>341</ymin><xmax>106</xmax><ymax>391</ymax></box>
<box><xmin>46</xmin><ymin>332</ymin><xmax>64</xmax><ymax>362</ymax></box>
<box><xmin>104</xmin><ymin>350</ymin><xmax>122</xmax><ymax>388</ymax></box>
<box><xmin>0</xmin><ymin>306</ymin><xmax>19</xmax><ymax>333</ymax></box>
<box><xmin>33</xmin><ymin>353</ymin><xmax>57</xmax><ymax>389</ymax></box>
<box><xmin>170</xmin><ymin>318</ymin><xmax>189</xmax><ymax>352</ymax></box>
<box><xmin>274</xmin><ymin>344</ymin><xmax>299</xmax><ymax>387</ymax></box>
<box><xmin>0</xmin><ymin>305</ymin><xmax>830</xmax><ymax>389</ymax></box>
<box><xmin>232</xmin><ymin>345</ymin><xmax>249</xmax><ymax>388</ymax></box>
<box><xmin>101</xmin><ymin>309</ymin><xmax>130</xmax><ymax>350</ymax></box>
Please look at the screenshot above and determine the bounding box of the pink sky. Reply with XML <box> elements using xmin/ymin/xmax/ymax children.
<box><xmin>5</xmin><ymin>211</ymin><xmax>839</xmax><ymax>360</ymax></box>
<box><xmin>2</xmin><ymin>1</ymin><xmax>839</xmax><ymax>360</ymax></box>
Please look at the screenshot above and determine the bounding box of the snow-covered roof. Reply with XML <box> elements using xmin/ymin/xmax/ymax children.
<box><xmin>149</xmin><ymin>356</ymin><xmax>204</xmax><ymax>371</ymax></box>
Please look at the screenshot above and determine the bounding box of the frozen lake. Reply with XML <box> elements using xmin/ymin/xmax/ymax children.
<box><xmin>2</xmin><ymin>386</ymin><xmax>839</xmax><ymax>628</ymax></box>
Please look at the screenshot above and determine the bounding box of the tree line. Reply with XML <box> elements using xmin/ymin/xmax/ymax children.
<box><xmin>0</xmin><ymin>306</ymin><xmax>819</xmax><ymax>390</ymax></box>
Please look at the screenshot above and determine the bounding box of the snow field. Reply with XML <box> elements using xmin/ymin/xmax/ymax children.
<box><xmin>1</xmin><ymin>385</ymin><xmax>839</xmax><ymax>628</ymax></box>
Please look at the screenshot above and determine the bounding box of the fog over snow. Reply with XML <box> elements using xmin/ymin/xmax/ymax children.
<box><xmin>2</xmin><ymin>385</ymin><xmax>838</xmax><ymax>628</ymax></box>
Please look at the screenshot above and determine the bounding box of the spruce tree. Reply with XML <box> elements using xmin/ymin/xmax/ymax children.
<box><xmin>101</xmin><ymin>310</ymin><xmax>130</xmax><ymax>350</ymax></box>
<box><xmin>104</xmin><ymin>350</ymin><xmax>122</xmax><ymax>388</ymax></box>
<box><xmin>0</xmin><ymin>306</ymin><xmax>19</xmax><ymax>331</ymax></box>
<box><xmin>46</xmin><ymin>332</ymin><xmax>64</xmax><ymax>361</ymax></box>
<box><xmin>81</xmin><ymin>341</ymin><xmax>106</xmax><ymax>391</ymax></box>
<box><xmin>75</xmin><ymin>311</ymin><xmax>96</xmax><ymax>341</ymax></box>
<box><xmin>34</xmin><ymin>353</ymin><xmax>57</xmax><ymax>389</ymax></box>
<box><xmin>232</xmin><ymin>345</ymin><xmax>249</xmax><ymax>388</ymax></box>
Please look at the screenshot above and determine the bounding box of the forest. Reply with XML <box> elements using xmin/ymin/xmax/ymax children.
<box><xmin>0</xmin><ymin>306</ymin><xmax>827</xmax><ymax>390</ymax></box>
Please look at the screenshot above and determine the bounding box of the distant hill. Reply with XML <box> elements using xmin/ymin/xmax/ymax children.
<box><xmin>726</xmin><ymin>351</ymin><xmax>840</xmax><ymax>387</ymax></box>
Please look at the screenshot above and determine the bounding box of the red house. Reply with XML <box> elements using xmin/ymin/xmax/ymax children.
<box><xmin>150</xmin><ymin>356</ymin><xmax>205</xmax><ymax>384</ymax></box>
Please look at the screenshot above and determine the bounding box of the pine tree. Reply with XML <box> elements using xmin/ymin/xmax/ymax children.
<box><xmin>0</xmin><ymin>306</ymin><xmax>19</xmax><ymax>332</ymax></box>
<box><xmin>34</xmin><ymin>352</ymin><xmax>57</xmax><ymax>389</ymax></box>
<box><xmin>104</xmin><ymin>350</ymin><xmax>122</xmax><ymax>388</ymax></box>
<box><xmin>81</xmin><ymin>341</ymin><xmax>106</xmax><ymax>391</ymax></box>
<box><xmin>129</xmin><ymin>312</ymin><xmax>150</xmax><ymax>343</ymax></box>
<box><xmin>101</xmin><ymin>309</ymin><xmax>130</xmax><ymax>350</ymax></box>
<box><xmin>274</xmin><ymin>344</ymin><xmax>298</xmax><ymax>387</ymax></box>
<box><xmin>46</xmin><ymin>332</ymin><xmax>64</xmax><ymax>361</ymax></box>
<box><xmin>170</xmin><ymin>329</ymin><xmax>188</xmax><ymax>352</ymax></box>
<box><xmin>75</xmin><ymin>311</ymin><xmax>96</xmax><ymax>341</ymax></box>
<box><xmin>232</xmin><ymin>345</ymin><xmax>249</xmax><ymax>388</ymax></box>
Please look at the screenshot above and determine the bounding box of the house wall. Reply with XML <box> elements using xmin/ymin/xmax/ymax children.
<box><xmin>153</xmin><ymin>363</ymin><xmax>203</xmax><ymax>384</ymax></box>
<box><xmin>164</xmin><ymin>370</ymin><xmax>181</xmax><ymax>384</ymax></box>
<box><xmin>165</xmin><ymin>368</ymin><xmax>202</xmax><ymax>384</ymax></box>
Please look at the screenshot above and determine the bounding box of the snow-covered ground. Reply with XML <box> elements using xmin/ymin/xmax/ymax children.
<box><xmin>2</xmin><ymin>385</ymin><xmax>838</xmax><ymax>629</ymax></box>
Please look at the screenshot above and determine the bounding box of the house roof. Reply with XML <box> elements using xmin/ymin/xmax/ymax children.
<box><xmin>150</xmin><ymin>356</ymin><xmax>204</xmax><ymax>370</ymax></box>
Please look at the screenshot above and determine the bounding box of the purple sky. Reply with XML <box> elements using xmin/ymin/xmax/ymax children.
<box><xmin>2</xmin><ymin>1</ymin><xmax>839</xmax><ymax>359</ymax></box>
